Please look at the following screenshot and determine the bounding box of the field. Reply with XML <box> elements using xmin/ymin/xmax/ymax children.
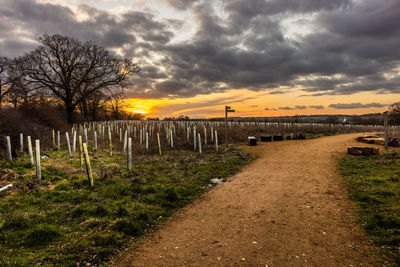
<box><xmin>0</xmin><ymin>145</ymin><xmax>254</xmax><ymax>265</ymax></box>
<box><xmin>0</xmin><ymin>120</ymin><xmax>387</xmax><ymax>266</ymax></box>
<box><xmin>339</xmin><ymin>152</ymin><xmax>400</xmax><ymax>266</ymax></box>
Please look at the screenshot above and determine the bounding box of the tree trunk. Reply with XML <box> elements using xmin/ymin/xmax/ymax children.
<box><xmin>91</xmin><ymin>109</ymin><xmax>97</xmax><ymax>121</ymax></box>
<box><xmin>82</xmin><ymin>100</ymin><xmax>88</xmax><ymax>121</ymax></box>
<box><xmin>66</xmin><ymin>101</ymin><xmax>75</xmax><ymax>124</ymax></box>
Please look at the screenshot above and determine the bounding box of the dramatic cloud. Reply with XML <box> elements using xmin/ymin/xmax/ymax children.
<box><xmin>0</xmin><ymin>0</ymin><xmax>399</xmax><ymax>99</ymax></box>
<box><xmin>295</xmin><ymin>105</ymin><xmax>307</xmax><ymax>110</ymax></box>
<box><xmin>328</xmin><ymin>102</ymin><xmax>387</xmax><ymax>109</ymax></box>
<box><xmin>279</xmin><ymin>107</ymin><xmax>296</xmax><ymax>110</ymax></box>
<box><xmin>309</xmin><ymin>105</ymin><xmax>325</xmax><ymax>109</ymax></box>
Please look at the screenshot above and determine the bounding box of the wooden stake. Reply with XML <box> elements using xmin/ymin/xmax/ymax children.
<box><xmin>66</xmin><ymin>132</ymin><xmax>72</xmax><ymax>158</ymax></box>
<box><xmin>52</xmin><ymin>129</ymin><xmax>55</xmax><ymax>149</ymax></box>
<box><xmin>170</xmin><ymin>129</ymin><xmax>174</xmax><ymax>148</ymax></box>
<box><xmin>127</xmin><ymin>137</ymin><xmax>132</xmax><ymax>170</ymax></box>
<box><xmin>123</xmin><ymin>130</ymin><xmax>128</xmax><ymax>153</ymax></box>
<box><xmin>35</xmin><ymin>139</ymin><xmax>41</xmax><ymax>180</ymax></box>
<box><xmin>108</xmin><ymin>130</ymin><xmax>113</xmax><ymax>156</ymax></box>
<box><xmin>193</xmin><ymin>127</ymin><xmax>196</xmax><ymax>151</ymax></box>
<box><xmin>6</xmin><ymin>136</ymin><xmax>12</xmax><ymax>162</ymax></box>
<box><xmin>94</xmin><ymin>131</ymin><xmax>97</xmax><ymax>151</ymax></box>
<box><xmin>78</xmin><ymin>135</ymin><xmax>83</xmax><ymax>167</ymax></box>
<box><xmin>83</xmin><ymin>143</ymin><xmax>94</xmax><ymax>188</ymax></box>
<box><xmin>384</xmin><ymin>111</ymin><xmax>389</xmax><ymax>151</ymax></box>
<box><xmin>20</xmin><ymin>133</ymin><xmax>23</xmax><ymax>153</ymax></box>
<box><xmin>204</xmin><ymin>127</ymin><xmax>207</xmax><ymax>146</ymax></box>
<box><xmin>157</xmin><ymin>133</ymin><xmax>162</xmax><ymax>156</ymax></box>
<box><xmin>215</xmin><ymin>130</ymin><xmax>218</xmax><ymax>151</ymax></box>
<box><xmin>57</xmin><ymin>130</ymin><xmax>60</xmax><ymax>151</ymax></box>
<box><xmin>198</xmin><ymin>133</ymin><xmax>202</xmax><ymax>154</ymax></box>
<box><xmin>145</xmin><ymin>132</ymin><xmax>149</xmax><ymax>151</ymax></box>
<box><xmin>73</xmin><ymin>130</ymin><xmax>77</xmax><ymax>153</ymax></box>
<box><xmin>27</xmin><ymin>136</ymin><xmax>34</xmax><ymax>167</ymax></box>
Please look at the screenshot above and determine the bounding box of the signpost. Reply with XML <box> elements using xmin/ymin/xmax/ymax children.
<box><xmin>225</xmin><ymin>106</ymin><xmax>235</xmax><ymax>145</ymax></box>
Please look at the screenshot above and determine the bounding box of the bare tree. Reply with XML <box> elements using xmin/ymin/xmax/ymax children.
<box><xmin>107</xmin><ymin>88</ymin><xmax>127</xmax><ymax>120</ymax></box>
<box><xmin>6</xmin><ymin>58</ymin><xmax>40</xmax><ymax>108</ymax></box>
<box><xmin>389</xmin><ymin>102</ymin><xmax>400</xmax><ymax>125</ymax></box>
<box><xmin>21</xmin><ymin>34</ymin><xmax>139</xmax><ymax>123</ymax></box>
<box><xmin>86</xmin><ymin>90</ymin><xmax>108</xmax><ymax>121</ymax></box>
<box><xmin>0</xmin><ymin>57</ymin><xmax>12</xmax><ymax>109</ymax></box>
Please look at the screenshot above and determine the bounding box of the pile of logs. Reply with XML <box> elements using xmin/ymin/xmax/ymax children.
<box><xmin>357</xmin><ymin>135</ymin><xmax>399</xmax><ymax>147</ymax></box>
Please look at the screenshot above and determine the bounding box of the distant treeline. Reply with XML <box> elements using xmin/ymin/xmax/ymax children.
<box><xmin>210</xmin><ymin>114</ymin><xmax>387</xmax><ymax>125</ymax></box>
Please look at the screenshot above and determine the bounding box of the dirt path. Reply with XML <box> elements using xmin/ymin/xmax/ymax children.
<box><xmin>115</xmin><ymin>133</ymin><xmax>378</xmax><ymax>266</ymax></box>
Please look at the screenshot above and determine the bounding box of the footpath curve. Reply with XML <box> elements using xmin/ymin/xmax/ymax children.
<box><xmin>116</xmin><ymin>133</ymin><xmax>377</xmax><ymax>266</ymax></box>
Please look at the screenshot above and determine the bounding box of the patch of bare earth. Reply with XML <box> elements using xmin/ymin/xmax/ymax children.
<box><xmin>114</xmin><ymin>133</ymin><xmax>380</xmax><ymax>266</ymax></box>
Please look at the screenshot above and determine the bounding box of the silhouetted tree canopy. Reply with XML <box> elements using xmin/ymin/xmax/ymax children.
<box><xmin>19</xmin><ymin>34</ymin><xmax>139</xmax><ymax>123</ymax></box>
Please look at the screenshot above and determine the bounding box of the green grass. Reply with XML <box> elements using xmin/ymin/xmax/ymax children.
<box><xmin>339</xmin><ymin>152</ymin><xmax>400</xmax><ymax>266</ymax></box>
<box><xmin>305</xmin><ymin>132</ymin><xmax>337</xmax><ymax>139</ymax></box>
<box><xmin>0</xmin><ymin>146</ymin><xmax>254</xmax><ymax>266</ymax></box>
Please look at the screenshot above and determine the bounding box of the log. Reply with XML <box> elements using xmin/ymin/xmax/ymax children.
<box><xmin>347</xmin><ymin>147</ymin><xmax>379</xmax><ymax>156</ymax></box>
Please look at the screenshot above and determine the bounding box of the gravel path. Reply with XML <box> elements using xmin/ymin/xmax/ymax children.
<box><xmin>115</xmin><ymin>133</ymin><xmax>378</xmax><ymax>266</ymax></box>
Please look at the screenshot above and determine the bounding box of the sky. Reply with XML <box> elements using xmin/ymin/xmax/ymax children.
<box><xmin>0</xmin><ymin>0</ymin><xmax>399</xmax><ymax>118</ymax></box>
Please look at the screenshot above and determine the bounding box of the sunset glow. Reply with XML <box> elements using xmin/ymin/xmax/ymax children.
<box><xmin>2</xmin><ymin>0</ymin><xmax>399</xmax><ymax>119</ymax></box>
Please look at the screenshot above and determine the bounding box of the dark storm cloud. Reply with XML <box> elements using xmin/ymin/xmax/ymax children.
<box><xmin>0</xmin><ymin>0</ymin><xmax>173</xmax><ymax>57</ymax></box>
<box><xmin>328</xmin><ymin>102</ymin><xmax>387</xmax><ymax>109</ymax></box>
<box><xmin>0</xmin><ymin>0</ymin><xmax>399</xmax><ymax>99</ymax></box>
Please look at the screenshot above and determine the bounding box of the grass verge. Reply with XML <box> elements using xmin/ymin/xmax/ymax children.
<box><xmin>339</xmin><ymin>152</ymin><xmax>400</xmax><ymax>266</ymax></box>
<box><xmin>0</xmin><ymin>146</ymin><xmax>254</xmax><ymax>266</ymax></box>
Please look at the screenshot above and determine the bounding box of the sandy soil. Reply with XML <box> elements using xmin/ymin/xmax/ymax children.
<box><xmin>115</xmin><ymin>133</ymin><xmax>380</xmax><ymax>266</ymax></box>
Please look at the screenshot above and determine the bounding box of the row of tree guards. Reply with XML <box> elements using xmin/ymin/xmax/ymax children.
<box><xmin>3</xmin><ymin>120</ymin><xmax>386</xmax><ymax>188</ymax></box>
